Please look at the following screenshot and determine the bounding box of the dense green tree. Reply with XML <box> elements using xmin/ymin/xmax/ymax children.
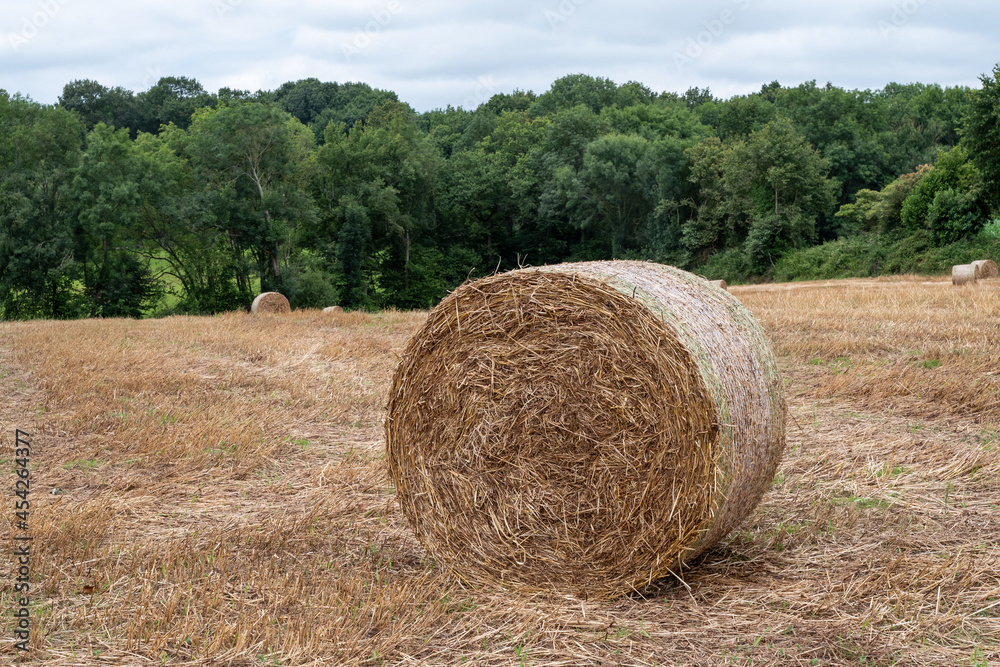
<box><xmin>876</xmin><ymin>82</ymin><xmax>969</xmax><ymax>176</ymax></box>
<box><xmin>0</xmin><ymin>94</ymin><xmax>83</xmax><ymax>319</ymax></box>
<box><xmin>694</xmin><ymin>93</ymin><xmax>776</xmax><ymax>141</ymax></box>
<box><xmin>1</xmin><ymin>72</ymin><xmax>995</xmax><ymax>318</ymax></box>
<box><xmin>679</xmin><ymin>137</ymin><xmax>729</xmax><ymax>263</ymax></box>
<box><xmin>601</xmin><ymin>103</ymin><xmax>707</xmax><ymax>141</ymax></box>
<box><xmin>313</xmin><ymin>102</ymin><xmax>440</xmax><ymax>308</ymax></box>
<box><xmin>418</xmin><ymin>105</ymin><xmax>474</xmax><ymax>158</ymax></box>
<box><xmin>682</xmin><ymin>86</ymin><xmax>716</xmax><ymax>109</ymax></box>
<box><xmin>137</xmin><ymin>76</ymin><xmax>216</xmax><ymax>133</ymax></box>
<box><xmin>963</xmin><ymin>63</ymin><xmax>1000</xmax><ymax>208</ymax></box>
<box><xmin>58</xmin><ymin>79</ymin><xmax>141</xmax><ymax>135</ymax></box>
<box><xmin>69</xmin><ymin>124</ymin><xmax>164</xmax><ymax>317</ymax></box>
<box><xmin>129</xmin><ymin>128</ymin><xmax>249</xmax><ymax>313</ymax></box>
<box><xmin>726</xmin><ymin>118</ymin><xmax>837</xmax><ymax>269</ymax></box>
<box><xmin>577</xmin><ymin>133</ymin><xmax>655</xmax><ymax>256</ymax></box>
<box><xmin>479</xmin><ymin>89</ymin><xmax>536</xmax><ymax>115</ymax></box>
<box><xmin>530</xmin><ymin>74</ymin><xmax>655</xmax><ymax>117</ymax></box>
<box><xmin>183</xmin><ymin>102</ymin><xmax>318</xmax><ymax>293</ymax></box>
<box><xmin>834</xmin><ymin>164</ymin><xmax>931</xmax><ymax>237</ymax></box>
<box><xmin>275</xmin><ymin>79</ymin><xmax>400</xmax><ymax>140</ymax></box>
<box><xmin>440</xmin><ymin>111</ymin><xmax>549</xmax><ymax>267</ymax></box>
<box><xmin>684</xmin><ymin>118</ymin><xmax>836</xmax><ymax>272</ymax></box>
<box><xmin>899</xmin><ymin>146</ymin><xmax>989</xmax><ymax>243</ymax></box>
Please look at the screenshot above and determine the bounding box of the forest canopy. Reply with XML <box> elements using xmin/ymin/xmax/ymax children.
<box><xmin>1</xmin><ymin>67</ymin><xmax>999</xmax><ymax>319</ymax></box>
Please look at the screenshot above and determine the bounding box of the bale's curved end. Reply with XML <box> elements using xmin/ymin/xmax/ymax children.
<box><xmin>251</xmin><ymin>292</ymin><xmax>290</xmax><ymax>315</ymax></box>
<box><xmin>972</xmin><ymin>259</ymin><xmax>998</xmax><ymax>279</ymax></box>
<box><xmin>386</xmin><ymin>260</ymin><xmax>785</xmax><ymax>598</ymax></box>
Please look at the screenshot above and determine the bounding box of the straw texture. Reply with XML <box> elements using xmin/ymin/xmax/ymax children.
<box><xmin>386</xmin><ymin>260</ymin><xmax>785</xmax><ymax>599</ymax></box>
<box><xmin>952</xmin><ymin>264</ymin><xmax>978</xmax><ymax>286</ymax></box>
<box><xmin>251</xmin><ymin>292</ymin><xmax>291</xmax><ymax>315</ymax></box>
<box><xmin>972</xmin><ymin>259</ymin><xmax>998</xmax><ymax>279</ymax></box>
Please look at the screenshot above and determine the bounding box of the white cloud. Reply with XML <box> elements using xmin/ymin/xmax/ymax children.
<box><xmin>0</xmin><ymin>0</ymin><xmax>996</xmax><ymax>109</ymax></box>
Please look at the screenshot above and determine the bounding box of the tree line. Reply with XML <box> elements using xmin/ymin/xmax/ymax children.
<box><xmin>1</xmin><ymin>67</ymin><xmax>998</xmax><ymax>319</ymax></box>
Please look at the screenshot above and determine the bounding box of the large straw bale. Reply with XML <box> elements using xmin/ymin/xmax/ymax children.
<box><xmin>972</xmin><ymin>259</ymin><xmax>998</xmax><ymax>279</ymax></box>
<box><xmin>952</xmin><ymin>264</ymin><xmax>978</xmax><ymax>286</ymax></box>
<box><xmin>386</xmin><ymin>260</ymin><xmax>785</xmax><ymax>598</ymax></box>
<box><xmin>708</xmin><ymin>279</ymin><xmax>728</xmax><ymax>290</ymax></box>
<box><xmin>251</xmin><ymin>292</ymin><xmax>290</xmax><ymax>315</ymax></box>
<box><xmin>322</xmin><ymin>306</ymin><xmax>343</xmax><ymax>313</ymax></box>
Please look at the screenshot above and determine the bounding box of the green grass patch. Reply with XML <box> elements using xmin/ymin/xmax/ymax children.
<box><xmin>62</xmin><ymin>458</ymin><xmax>104</xmax><ymax>470</ymax></box>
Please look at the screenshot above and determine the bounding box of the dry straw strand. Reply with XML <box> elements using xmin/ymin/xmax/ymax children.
<box><xmin>972</xmin><ymin>259</ymin><xmax>998</xmax><ymax>279</ymax></box>
<box><xmin>952</xmin><ymin>264</ymin><xmax>978</xmax><ymax>286</ymax></box>
<box><xmin>386</xmin><ymin>260</ymin><xmax>785</xmax><ymax>599</ymax></box>
<box><xmin>251</xmin><ymin>292</ymin><xmax>291</xmax><ymax>315</ymax></box>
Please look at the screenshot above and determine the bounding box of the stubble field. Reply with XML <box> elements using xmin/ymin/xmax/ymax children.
<box><xmin>1</xmin><ymin>274</ymin><xmax>998</xmax><ymax>666</ymax></box>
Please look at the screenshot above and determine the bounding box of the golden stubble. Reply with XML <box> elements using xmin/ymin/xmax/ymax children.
<box><xmin>0</xmin><ymin>278</ymin><xmax>997</xmax><ymax>665</ymax></box>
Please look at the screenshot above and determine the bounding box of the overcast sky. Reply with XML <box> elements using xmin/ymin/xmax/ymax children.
<box><xmin>1</xmin><ymin>0</ymin><xmax>997</xmax><ymax>111</ymax></box>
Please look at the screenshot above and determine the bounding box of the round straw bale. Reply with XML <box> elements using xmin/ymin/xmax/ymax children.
<box><xmin>386</xmin><ymin>260</ymin><xmax>785</xmax><ymax>598</ymax></box>
<box><xmin>952</xmin><ymin>264</ymin><xmax>978</xmax><ymax>286</ymax></box>
<box><xmin>708</xmin><ymin>279</ymin><xmax>728</xmax><ymax>290</ymax></box>
<box><xmin>972</xmin><ymin>259</ymin><xmax>998</xmax><ymax>279</ymax></box>
<box><xmin>322</xmin><ymin>306</ymin><xmax>343</xmax><ymax>313</ymax></box>
<box><xmin>251</xmin><ymin>292</ymin><xmax>290</xmax><ymax>315</ymax></box>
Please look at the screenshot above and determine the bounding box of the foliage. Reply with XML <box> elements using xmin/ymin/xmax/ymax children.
<box><xmin>771</xmin><ymin>231</ymin><xmax>1000</xmax><ymax>281</ymax></box>
<box><xmin>898</xmin><ymin>146</ymin><xmax>988</xmax><ymax>243</ymax></box>
<box><xmin>0</xmin><ymin>94</ymin><xmax>84</xmax><ymax>319</ymax></box>
<box><xmin>962</xmin><ymin>63</ymin><xmax>1000</xmax><ymax>208</ymax></box>
<box><xmin>5</xmin><ymin>67</ymin><xmax>1000</xmax><ymax>319</ymax></box>
<box><xmin>70</xmin><ymin>123</ymin><xmax>164</xmax><ymax>317</ymax></box>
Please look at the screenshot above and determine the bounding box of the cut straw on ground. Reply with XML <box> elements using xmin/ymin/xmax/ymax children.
<box><xmin>0</xmin><ymin>276</ymin><xmax>997</xmax><ymax>665</ymax></box>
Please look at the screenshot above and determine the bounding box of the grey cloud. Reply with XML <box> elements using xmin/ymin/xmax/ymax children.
<box><xmin>0</xmin><ymin>0</ymin><xmax>995</xmax><ymax>111</ymax></box>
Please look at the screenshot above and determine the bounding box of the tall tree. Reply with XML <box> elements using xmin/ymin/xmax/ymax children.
<box><xmin>184</xmin><ymin>102</ymin><xmax>318</xmax><ymax>293</ymax></box>
<box><xmin>0</xmin><ymin>94</ymin><xmax>83</xmax><ymax>319</ymax></box>
<box><xmin>58</xmin><ymin>79</ymin><xmax>141</xmax><ymax>135</ymax></box>
<box><xmin>137</xmin><ymin>76</ymin><xmax>216</xmax><ymax>133</ymax></box>
<box><xmin>313</xmin><ymin>101</ymin><xmax>440</xmax><ymax>308</ymax></box>
<box><xmin>69</xmin><ymin>124</ymin><xmax>164</xmax><ymax>317</ymax></box>
<box><xmin>726</xmin><ymin>118</ymin><xmax>837</xmax><ymax>270</ymax></box>
<box><xmin>963</xmin><ymin>63</ymin><xmax>1000</xmax><ymax>209</ymax></box>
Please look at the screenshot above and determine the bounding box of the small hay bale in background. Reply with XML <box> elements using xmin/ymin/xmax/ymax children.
<box><xmin>386</xmin><ymin>260</ymin><xmax>785</xmax><ymax>599</ymax></box>
<box><xmin>251</xmin><ymin>292</ymin><xmax>290</xmax><ymax>315</ymax></box>
<box><xmin>952</xmin><ymin>264</ymin><xmax>978</xmax><ymax>286</ymax></box>
<box><xmin>972</xmin><ymin>259</ymin><xmax>998</xmax><ymax>279</ymax></box>
<box><xmin>709</xmin><ymin>279</ymin><xmax>728</xmax><ymax>290</ymax></box>
<box><xmin>322</xmin><ymin>306</ymin><xmax>343</xmax><ymax>313</ymax></box>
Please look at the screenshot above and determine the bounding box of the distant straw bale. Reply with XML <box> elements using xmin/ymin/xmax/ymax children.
<box><xmin>709</xmin><ymin>279</ymin><xmax>728</xmax><ymax>291</ymax></box>
<box><xmin>251</xmin><ymin>292</ymin><xmax>290</xmax><ymax>315</ymax></box>
<box><xmin>322</xmin><ymin>306</ymin><xmax>343</xmax><ymax>313</ymax></box>
<box><xmin>952</xmin><ymin>264</ymin><xmax>978</xmax><ymax>286</ymax></box>
<box><xmin>972</xmin><ymin>259</ymin><xmax>998</xmax><ymax>279</ymax></box>
<box><xmin>386</xmin><ymin>260</ymin><xmax>785</xmax><ymax>599</ymax></box>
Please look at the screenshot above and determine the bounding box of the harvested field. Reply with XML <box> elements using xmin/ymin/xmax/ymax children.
<box><xmin>1</xmin><ymin>275</ymin><xmax>998</xmax><ymax>665</ymax></box>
